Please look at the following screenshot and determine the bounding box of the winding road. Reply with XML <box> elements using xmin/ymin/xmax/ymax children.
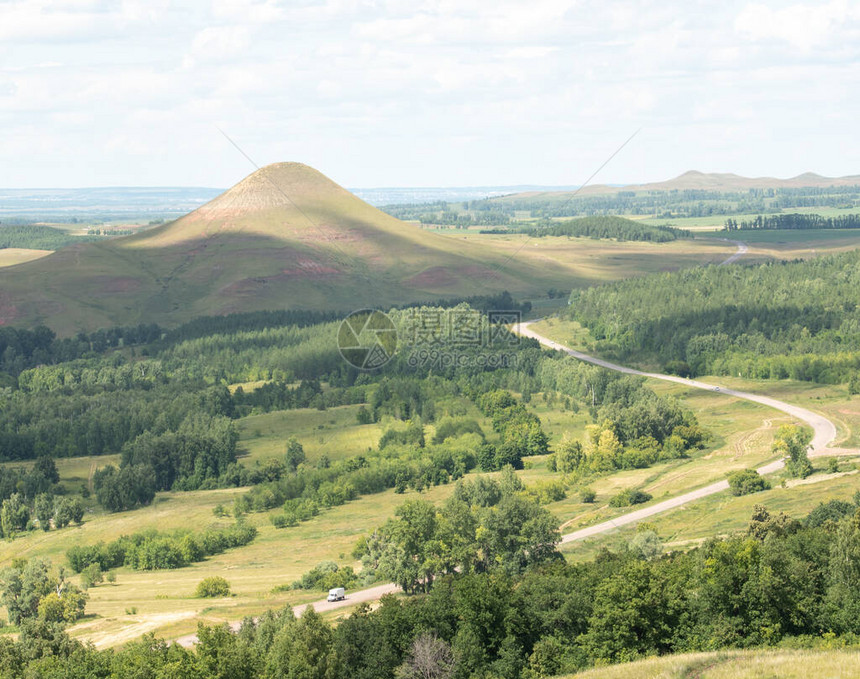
<box><xmin>513</xmin><ymin>321</ymin><xmax>856</xmax><ymax>543</ymax></box>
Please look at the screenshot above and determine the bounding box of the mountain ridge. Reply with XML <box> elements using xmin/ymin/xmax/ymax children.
<box><xmin>497</xmin><ymin>170</ymin><xmax>860</xmax><ymax>200</ymax></box>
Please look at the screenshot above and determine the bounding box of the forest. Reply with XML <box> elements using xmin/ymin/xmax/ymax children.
<box><xmin>565</xmin><ymin>250</ymin><xmax>860</xmax><ymax>383</ymax></box>
<box><xmin>0</xmin><ymin>301</ymin><xmax>705</xmax><ymax>554</ymax></box>
<box><xmin>517</xmin><ymin>216</ymin><xmax>687</xmax><ymax>242</ymax></box>
<box><xmin>0</xmin><ymin>288</ymin><xmax>854</xmax><ymax>677</ymax></box>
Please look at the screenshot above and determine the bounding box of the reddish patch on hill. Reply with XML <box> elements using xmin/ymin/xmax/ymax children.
<box><xmin>0</xmin><ymin>295</ymin><xmax>20</xmax><ymax>325</ymax></box>
<box><xmin>219</xmin><ymin>264</ymin><xmax>343</xmax><ymax>298</ymax></box>
<box><xmin>281</xmin><ymin>258</ymin><xmax>340</xmax><ymax>277</ymax></box>
<box><xmin>405</xmin><ymin>265</ymin><xmax>496</xmax><ymax>289</ymax></box>
<box><xmin>405</xmin><ymin>267</ymin><xmax>459</xmax><ymax>288</ymax></box>
<box><xmin>90</xmin><ymin>277</ymin><xmax>142</xmax><ymax>295</ymax></box>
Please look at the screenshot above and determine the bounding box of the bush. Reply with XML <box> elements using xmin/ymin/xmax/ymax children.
<box><xmin>270</xmin><ymin>513</ymin><xmax>297</xmax><ymax>529</ymax></box>
<box><xmin>528</xmin><ymin>481</ymin><xmax>567</xmax><ymax>504</ymax></box>
<box><xmin>805</xmin><ymin>499</ymin><xmax>855</xmax><ymax>528</ymax></box>
<box><xmin>291</xmin><ymin>561</ymin><xmax>359</xmax><ymax>591</ymax></box>
<box><xmin>727</xmin><ymin>468</ymin><xmax>770</xmax><ymax>496</ymax></box>
<box><xmin>580</xmin><ymin>488</ymin><xmax>596</xmax><ymax>503</ymax></box>
<box><xmin>195</xmin><ymin>576</ymin><xmax>231</xmax><ymax>598</ymax></box>
<box><xmin>609</xmin><ymin>489</ymin><xmax>652</xmax><ymax>507</ymax></box>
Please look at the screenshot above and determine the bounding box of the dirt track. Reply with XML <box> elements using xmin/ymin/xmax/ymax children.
<box><xmin>718</xmin><ymin>239</ymin><xmax>748</xmax><ymax>265</ymax></box>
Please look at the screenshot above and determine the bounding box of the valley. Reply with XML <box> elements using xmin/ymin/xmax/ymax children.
<box><xmin>1</xmin><ymin>169</ymin><xmax>860</xmax><ymax>678</ymax></box>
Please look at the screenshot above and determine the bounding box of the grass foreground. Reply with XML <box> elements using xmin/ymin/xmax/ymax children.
<box><xmin>564</xmin><ymin>646</ymin><xmax>860</xmax><ymax>678</ymax></box>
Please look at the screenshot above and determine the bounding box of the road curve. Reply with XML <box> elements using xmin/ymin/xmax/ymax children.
<box><xmin>718</xmin><ymin>238</ymin><xmax>748</xmax><ymax>266</ymax></box>
<box><xmin>173</xmin><ymin>322</ymin><xmax>847</xmax><ymax>647</ymax></box>
<box><xmin>515</xmin><ymin>321</ymin><xmax>837</xmax><ymax>455</ymax></box>
<box><xmin>512</xmin><ymin>320</ymin><xmax>853</xmax><ymax>543</ymax></box>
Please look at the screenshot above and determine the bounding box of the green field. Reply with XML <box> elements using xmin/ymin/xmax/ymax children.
<box><xmin>0</xmin><ymin>248</ymin><xmax>52</xmax><ymax>268</ymax></box>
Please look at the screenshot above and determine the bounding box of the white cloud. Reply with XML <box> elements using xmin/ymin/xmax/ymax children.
<box><xmin>0</xmin><ymin>0</ymin><xmax>858</xmax><ymax>186</ymax></box>
<box><xmin>183</xmin><ymin>25</ymin><xmax>252</xmax><ymax>68</ymax></box>
<box><xmin>735</xmin><ymin>1</ymin><xmax>852</xmax><ymax>50</ymax></box>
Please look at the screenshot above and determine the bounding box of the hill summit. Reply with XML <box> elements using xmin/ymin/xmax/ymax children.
<box><xmin>0</xmin><ymin>163</ymin><xmax>555</xmax><ymax>334</ymax></box>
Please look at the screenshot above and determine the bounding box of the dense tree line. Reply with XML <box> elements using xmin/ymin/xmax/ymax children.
<box><xmin>725</xmin><ymin>213</ymin><xmax>860</xmax><ymax>230</ymax></box>
<box><xmin>0</xmin><ymin>224</ymin><xmax>100</xmax><ymax>250</ymax></box>
<box><xmin>0</xmin><ymin>382</ymin><xmax>235</xmax><ymax>461</ymax></box>
<box><xmin>418</xmin><ymin>210</ymin><xmax>511</xmax><ymax>227</ymax></box>
<box><xmin>565</xmin><ymin>250</ymin><xmax>860</xmax><ymax>383</ymax></box>
<box><xmin>65</xmin><ymin>522</ymin><xmax>257</xmax><ymax>572</ymax></box>
<box><xmin>520</xmin><ymin>216</ymin><xmax>687</xmax><ymax>242</ymax></box>
<box><xmin>0</xmin><ymin>323</ymin><xmax>161</xmax><ymax>378</ymax></box>
<box><xmin>382</xmin><ymin>185</ymin><xmax>858</xmax><ymax>223</ymax></box>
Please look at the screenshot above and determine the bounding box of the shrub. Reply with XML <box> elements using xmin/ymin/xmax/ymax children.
<box><xmin>727</xmin><ymin>468</ymin><xmax>770</xmax><ymax>496</ymax></box>
<box><xmin>580</xmin><ymin>488</ymin><xmax>596</xmax><ymax>503</ymax></box>
<box><xmin>609</xmin><ymin>489</ymin><xmax>652</xmax><ymax>507</ymax></box>
<box><xmin>271</xmin><ymin>513</ymin><xmax>296</xmax><ymax>528</ymax></box>
<box><xmin>805</xmin><ymin>499</ymin><xmax>855</xmax><ymax>528</ymax></box>
<box><xmin>195</xmin><ymin>576</ymin><xmax>231</xmax><ymax>598</ymax></box>
<box><xmin>528</xmin><ymin>480</ymin><xmax>567</xmax><ymax>504</ymax></box>
<box><xmin>292</xmin><ymin>561</ymin><xmax>359</xmax><ymax>591</ymax></box>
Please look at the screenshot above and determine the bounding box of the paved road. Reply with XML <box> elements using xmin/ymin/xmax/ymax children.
<box><xmin>174</xmin><ymin>319</ymin><xmax>851</xmax><ymax>647</ymax></box>
<box><xmin>513</xmin><ymin>321</ymin><xmax>855</xmax><ymax>543</ymax></box>
<box><xmin>174</xmin><ymin>582</ymin><xmax>401</xmax><ymax>647</ymax></box>
<box><xmin>719</xmin><ymin>238</ymin><xmax>749</xmax><ymax>266</ymax></box>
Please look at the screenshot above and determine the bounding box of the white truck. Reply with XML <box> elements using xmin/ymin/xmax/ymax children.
<box><xmin>327</xmin><ymin>587</ymin><xmax>346</xmax><ymax>602</ymax></box>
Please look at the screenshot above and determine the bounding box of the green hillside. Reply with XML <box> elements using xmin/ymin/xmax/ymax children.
<box><xmin>0</xmin><ymin>163</ymin><xmax>568</xmax><ymax>335</ymax></box>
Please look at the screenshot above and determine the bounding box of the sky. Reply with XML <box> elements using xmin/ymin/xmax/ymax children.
<box><xmin>1</xmin><ymin>0</ymin><xmax>858</xmax><ymax>188</ymax></box>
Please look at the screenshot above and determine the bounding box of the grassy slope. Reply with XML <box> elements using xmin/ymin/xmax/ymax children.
<box><xmin>565</xmin><ymin>647</ymin><xmax>860</xmax><ymax>679</ymax></box>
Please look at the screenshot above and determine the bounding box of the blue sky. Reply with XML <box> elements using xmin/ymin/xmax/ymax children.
<box><xmin>1</xmin><ymin>0</ymin><xmax>858</xmax><ymax>188</ymax></box>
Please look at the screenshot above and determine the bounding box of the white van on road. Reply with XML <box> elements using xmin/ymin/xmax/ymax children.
<box><xmin>327</xmin><ymin>587</ymin><xmax>346</xmax><ymax>602</ymax></box>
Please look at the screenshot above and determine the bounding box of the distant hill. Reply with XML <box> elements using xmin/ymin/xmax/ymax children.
<box><xmin>495</xmin><ymin>170</ymin><xmax>860</xmax><ymax>201</ymax></box>
<box><xmin>0</xmin><ymin>163</ymin><xmax>566</xmax><ymax>334</ymax></box>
